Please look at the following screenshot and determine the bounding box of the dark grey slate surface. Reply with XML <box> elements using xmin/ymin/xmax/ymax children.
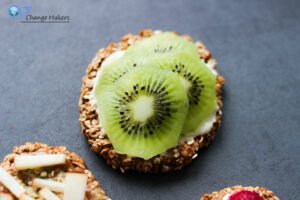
<box><xmin>1</xmin><ymin>0</ymin><xmax>300</xmax><ymax>199</ymax></box>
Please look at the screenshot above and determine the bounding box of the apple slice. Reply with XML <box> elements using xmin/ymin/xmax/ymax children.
<box><xmin>0</xmin><ymin>193</ymin><xmax>34</xmax><ymax>200</ymax></box>
<box><xmin>33</xmin><ymin>178</ymin><xmax>65</xmax><ymax>193</ymax></box>
<box><xmin>15</xmin><ymin>154</ymin><xmax>66</xmax><ymax>170</ymax></box>
<box><xmin>19</xmin><ymin>194</ymin><xmax>34</xmax><ymax>200</ymax></box>
<box><xmin>0</xmin><ymin>167</ymin><xmax>26</xmax><ymax>198</ymax></box>
<box><xmin>0</xmin><ymin>193</ymin><xmax>13</xmax><ymax>200</ymax></box>
<box><xmin>39</xmin><ymin>188</ymin><xmax>60</xmax><ymax>200</ymax></box>
<box><xmin>63</xmin><ymin>173</ymin><xmax>87</xmax><ymax>200</ymax></box>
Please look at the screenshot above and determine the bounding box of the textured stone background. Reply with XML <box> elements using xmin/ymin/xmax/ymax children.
<box><xmin>1</xmin><ymin>0</ymin><xmax>299</xmax><ymax>199</ymax></box>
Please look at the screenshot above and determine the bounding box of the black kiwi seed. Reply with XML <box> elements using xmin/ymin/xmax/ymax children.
<box><xmin>141</xmin><ymin>85</ymin><xmax>145</xmax><ymax>90</ymax></box>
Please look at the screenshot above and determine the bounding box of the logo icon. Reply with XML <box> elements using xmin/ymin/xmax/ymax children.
<box><xmin>9</xmin><ymin>6</ymin><xmax>21</xmax><ymax>17</ymax></box>
<box><xmin>8</xmin><ymin>5</ymin><xmax>70</xmax><ymax>24</ymax></box>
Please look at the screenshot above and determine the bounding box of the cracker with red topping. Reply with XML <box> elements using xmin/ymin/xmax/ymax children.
<box><xmin>200</xmin><ymin>185</ymin><xmax>279</xmax><ymax>200</ymax></box>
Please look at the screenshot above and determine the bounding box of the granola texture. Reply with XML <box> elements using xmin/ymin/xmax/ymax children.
<box><xmin>200</xmin><ymin>185</ymin><xmax>280</xmax><ymax>200</ymax></box>
<box><xmin>0</xmin><ymin>143</ymin><xmax>110</xmax><ymax>200</ymax></box>
<box><xmin>78</xmin><ymin>29</ymin><xmax>225</xmax><ymax>173</ymax></box>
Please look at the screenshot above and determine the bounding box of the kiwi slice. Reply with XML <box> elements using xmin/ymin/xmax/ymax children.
<box><xmin>150</xmin><ymin>53</ymin><xmax>217</xmax><ymax>136</ymax></box>
<box><xmin>95</xmin><ymin>67</ymin><xmax>189</xmax><ymax>160</ymax></box>
<box><xmin>96</xmin><ymin>32</ymin><xmax>199</xmax><ymax>92</ymax></box>
<box><xmin>95</xmin><ymin>55</ymin><xmax>146</xmax><ymax>92</ymax></box>
<box><xmin>125</xmin><ymin>32</ymin><xmax>199</xmax><ymax>58</ymax></box>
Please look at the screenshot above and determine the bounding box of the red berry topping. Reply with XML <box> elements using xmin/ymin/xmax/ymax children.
<box><xmin>229</xmin><ymin>191</ymin><xmax>264</xmax><ymax>200</ymax></box>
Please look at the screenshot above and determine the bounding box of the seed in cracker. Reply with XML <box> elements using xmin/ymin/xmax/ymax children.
<box><xmin>15</xmin><ymin>154</ymin><xmax>66</xmax><ymax>170</ymax></box>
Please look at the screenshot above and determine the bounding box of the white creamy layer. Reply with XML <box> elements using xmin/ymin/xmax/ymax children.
<box><xmin>90</xmin><ymin>50</ymin><xmax>125</xmax><ymax>105</ymax></box>
<box><xmin>90</xmin><ymin>41</ymin><xmax>219</xmax><ymax>143</ymax></box>
<box><xmin>222</xmin><ymin>194</ymin><xmax>231</xmax><ymax>200</ymax></box>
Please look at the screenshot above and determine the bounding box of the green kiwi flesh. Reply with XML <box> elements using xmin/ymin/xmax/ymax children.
<box><xmin>147</xmin><ymin>53</ymin><xmax>217</xmax><ymax>136</ymax></box>
<box><xmin>95</xmin><ymin>33</ymin><xmax>199</xmax><ymax>93</ymax></box>
<box><xmin>95</xmin><ymin>55</ymin><xmax>147</xmax><ymax>92</ymax></box>
<box><xmin>125</xmin><ymin>32</ymin><xmax>199</xmax><ymax>59</ymax></box>
<box><xmin>95</xmin><ymin>67</ymin><xmax>189</xmax><ymax>160</ymax></box>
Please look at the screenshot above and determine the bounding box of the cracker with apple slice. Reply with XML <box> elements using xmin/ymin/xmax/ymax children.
<box><xmin>0</xmin><ymin>143</ymin><xmax>110</xmax><ymax>200</ymax></box>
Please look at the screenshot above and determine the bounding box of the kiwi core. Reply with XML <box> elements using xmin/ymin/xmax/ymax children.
<box><xmin>131</xmin><ymin>95</ymin><xmax>154</xmax><ymax>122</ymax></box>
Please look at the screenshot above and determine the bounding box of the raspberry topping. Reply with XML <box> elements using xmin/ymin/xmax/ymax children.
<box><xmin>229</xmin><ymin>191</ymin><xmax>264</xmax><ymax>200</ymax></box>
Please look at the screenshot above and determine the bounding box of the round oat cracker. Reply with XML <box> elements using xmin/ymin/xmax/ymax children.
<box><xmin>0</xmin><ymin>143</ymin><xmax>110</xmax><ymax>200</ymax></box>
<box><xmin>79</xmin><ymin>29</ymin><xmax>225</xmax><ymax>173</ymax></box>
